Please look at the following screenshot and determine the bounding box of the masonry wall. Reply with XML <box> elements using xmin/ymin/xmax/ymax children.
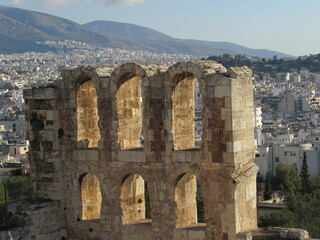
<box><xmin>24</xmin><ymin>61</ymin><xmax>258</xmax><ymax>240</ymax></box>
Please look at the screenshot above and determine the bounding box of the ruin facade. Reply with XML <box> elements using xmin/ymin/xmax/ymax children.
<box><xmin>23</xmin><ymin>61</ymin><xmax>258</xmax><ymax>240</ymax></box>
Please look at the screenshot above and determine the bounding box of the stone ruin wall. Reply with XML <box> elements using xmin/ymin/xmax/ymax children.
<box><xmin>23</xmin><ymin>60</ymin><xmax>259</xmax><ymax>240</ymax></box>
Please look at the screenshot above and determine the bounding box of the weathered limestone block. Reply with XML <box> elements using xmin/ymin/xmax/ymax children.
<box><xmin>283</xmin><ymin>228</ymin><xmax>309</xmax><ymax>239</ymax></box>
<box><xmin>33</xmin><ymin>88</ymin><xmax>57</xmax><ymax>99</ymax></box>
<box><xmin>214</xmin><ymin>86</ymin><xmax>231</xmax><ymax>97</ymax></box>
<box><xmin>23</xmin><ymin>89</ymin><xmax>33</xmax><ymax>99</ymax></box>
<box><xmin>226</xmin><ymin>66</ymin><xmax>252</xmax><ymax>83</ymax></box>
<box><xmin>196</xmin><ymin>60</ymin><xmax>227</xmax><ymax>74</ymax></box>
<box><xmin>119</xmin><ymin>150</ymin><xmax>145</xmax><ymax>162</ymax></box>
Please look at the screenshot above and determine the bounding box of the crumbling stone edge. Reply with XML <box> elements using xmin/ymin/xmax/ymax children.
<box><xmin>237</xmin><ymin>227</ymin><xmax>313</xmax><ymax>240</ymax></box>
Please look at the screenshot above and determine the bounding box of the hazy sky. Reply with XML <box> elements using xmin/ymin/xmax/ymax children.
<box><xmin>3</xmin><ymin>0</ymin><xmax>320</xmax><ymax>56</ymax></box>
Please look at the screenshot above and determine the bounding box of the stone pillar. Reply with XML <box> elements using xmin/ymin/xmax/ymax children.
<box><xmin>226</xmin><ymin>67</ymin><xmax>258</xmax><ymax>236</ymax></box>
<box><xmin>199</xmin><ymin>66</ymin><xmax>258</xmax><ymax>240</ymax></box>
<box><xmin>150</xmin><ymin>175</ymin><xmax>176</xmax><ymax>240</ymax></box>
<box><xmin>24</xmin><ymin>86</ymin><xmax>63</xmax><ymax>200</ymax></box>
<box><xmin>144</xmin><ymin>75</ymin><xmax>165</xmax><ymax>163</ymax></box>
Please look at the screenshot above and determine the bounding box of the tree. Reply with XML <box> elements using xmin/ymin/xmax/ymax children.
<box><xmin>300</xmin><ymin>152</ymin><xmax>311</xmax><ymax>194</ymax></box>
<box><xmin>5</xmin><ymin>176</ymin><xmax>30</xmax><ymax>202</ymax></box>
<box><xmin>221</xmin><ymin>53</ymin><xmax>232</xmax><ymax>62</ymax></box>
<box><xmin>10</xmin><ymin>168</ymin><xmax>23</xmax><ymax>176</ymax></box>
<box><xmin>263</xmin><ymin>164</ymin><xmax>301</xmax><ymax>200</ymax></box>
<box><xmin>264</xmin><ymin>171</ymin><xmax>274</xmax><ymax>200</ymax></box>
<box><xmin>310</xmin><ymin>174</ymin><xmax>320</xmax><ymax>191</ymax></box>
<box><xmin>286</xmin><ymin>181</ymin><xmax>320</xmax><ymax>238</ymax></box>
<box><xmin>274</xmin><ymin>163</ymin><xmax>301</xmax><ymax>195</ymax></box>
<box><xmin>0</xmin><ymin>183</ymin><xmax>5</xmax><ymax>205</ymax></box>
<box><xmin>258</xmin><ymin>210</ymin><xmax>294</xmax><ymax>228</ymax></box>
<box><xmin>259</xmin><ymin>176</ymin><xmax>320</xmax><ymax>238</ymax></box>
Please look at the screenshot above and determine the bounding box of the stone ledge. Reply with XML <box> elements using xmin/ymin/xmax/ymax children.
<box><xmin>119</xmin><ymin>150</ymin><xmax>145</xmax><ymax>162</ymax></box>
<box><xmin>244</xmin><ymin>227</ymin><xmax>311</xmax><ymax>240</ymax></box>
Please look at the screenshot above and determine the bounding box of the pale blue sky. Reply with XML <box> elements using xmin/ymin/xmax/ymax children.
<box><xmin>3</xmin><ymin>0</ymin><xmax>320</xmax><ymax>56</ymax></box>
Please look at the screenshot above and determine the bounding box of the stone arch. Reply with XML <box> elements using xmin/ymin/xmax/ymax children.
<box><xmin>164</xmin><ymin>62</ymin><xmax>205</xmax><ymax>87</ymax></box>
<box><xmin>110</xmin><ymin>63</ymin><xmax>148</xmax><ymax>150</ymax></box>
<box><xmin>164</xmin><ymin>62</ymin><xmax>205</xmax><ymax>150</ymax></box>
<box><xmin>60</xmin><ymin>67</ymin><xmax>102</xmax><ymax>147</ymax></box>
<box><xmin>73</xmin><ymin>69</ymin><xmax>100</xmax><ymax>94</ymax></box>
<box><xmin>120</xmin><ymin>173</ymin><xmax>151</xmax><ymax>224</ymax></box>
<box><xmin>80</xmin><ymin>173</ymin><xmax>102</xmax><ymax>220</ymax></box>
<box><xmin>175</xmin><ymin>172</ymin><xmax>206</xmax><ymax>228</ymax></box>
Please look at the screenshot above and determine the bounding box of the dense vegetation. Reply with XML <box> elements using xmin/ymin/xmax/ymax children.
<box><xmin>208</xmin><ymin>53</ymin><xmax>320</xmax><ymax>73</ymax></box>
<box><xmin>264</xmin><ymin>163</ymin><xmax>301</xmax><ymax>199</ymax></box>
<box><xmin>259</xmin><ymin>160</ymin><xmax>320</xmax><ymax>238</ymax></box>
<box><xmin>0</xmin><ymin>175</ymin><xmax>30</xmax><ymax>204</ymax></box>
<box><xmin>0</xmin><ymin>175</ymin><xmax>30</xmax><ymax>226</ymax></box>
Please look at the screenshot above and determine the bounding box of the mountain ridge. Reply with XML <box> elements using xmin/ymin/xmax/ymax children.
<box><xmin>84</xmin><ymin>20</ymin><xmax>175</xmax><ymax>42</ymax></box>
<box><xmin>83</xmin><ymin>20</ymin><xmax>292</xmax><ymax>58</ymax></box>
<box><xmin>0</xmin><ymin>5</ymin><xmax>293</xmax><ymax>57</ymax></box>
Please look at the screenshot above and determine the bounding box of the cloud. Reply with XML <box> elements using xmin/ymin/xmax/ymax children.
<box><xmin>10</xmin><ymin>0</ymin><xmax>144</xmax><ymax>8</ymax></box>
<box><xmin>31</xmin><ymin>0</ymin><xmax>94</xmax><ymax>9</ymax></box>
<box><xmin>10</xmin><ymin>0</ymin><xmax>28</xmax><ymax>7</ymax></box>
<box><xmin>100</xmin><ymin>0</ymin><xmax>144</xmax><ymax>6</ymax></box>
<box><xmin>11</xmin><ymin>0</ymin><xmax>22</xmax><ymax>5</ymax></box>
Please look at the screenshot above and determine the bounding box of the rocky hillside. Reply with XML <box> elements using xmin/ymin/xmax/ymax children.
<box><xmin>0</xmin><ymin>5</ymin><xmax>291</xmax><ymax>57</ymax></box>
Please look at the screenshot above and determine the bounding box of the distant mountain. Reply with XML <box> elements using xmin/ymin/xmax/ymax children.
<box><xmin>0</xmin><ymin>5</ymin><xmax>119</xmax><ymax>53</ymax></box>
<box><xmin>184</xmin><ymin>40</ymin><xmax>292</xmax><ymax>58</ymax></box>
<box><xmin>0</xmin><ymin>5</ymin><xmax>292</xmax><ymax>57</ymax></box>
<box><xmin>0</xmin><ymin>6</ymin><xmax>228</xmax><ymax>56</ymax></box>
<box><xmin>84</xmin><ymin>20</ymin><xmax>175</xmax><ymax>42</ymax></box>
<box><xmin>83</xmin><ymin>20</ymin><xmax>292</xmax><ymax>58</ymax></box>
<box><xmin>0</xmin><ymin>11</ymin><xmax>55</xmax><ymax>53</ymax></box>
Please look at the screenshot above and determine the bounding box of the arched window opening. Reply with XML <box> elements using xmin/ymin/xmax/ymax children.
<box><xmin>175</xmin><ymin>173</ymin><xmax>205</xmax><ymax>228</ymax></box>
<box><xmin>172</xmin><ymin>73</ymin><xmax>196</xmax><ymax>150</ymax></box>
<box><xmin>77</xmin><ymin>80</ymin><xmax>100</xmax><ymax>148</ymax></box>
<box><xmin>80</xmin><ymin>173</ymin><xmax>102</xmax><ymax>220</ymax></box>
<box><xmin>196</xmin><ymin>181</ymin><xmax>205</xmax><ymax>223</ymax></box>
<box><xmin>117</xmin><ymin>74</ymin><xmax>143</xmax><ymax>150</ymax></box>
<box><xmin>121</xmin><ymin>173</ymin><xmax>151</xmax><ymax>224</ymax></box>
<box><xmin>194</xmin><ymin>79</ymin><xmax>203</xmax><ymax>146</ymax></box>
